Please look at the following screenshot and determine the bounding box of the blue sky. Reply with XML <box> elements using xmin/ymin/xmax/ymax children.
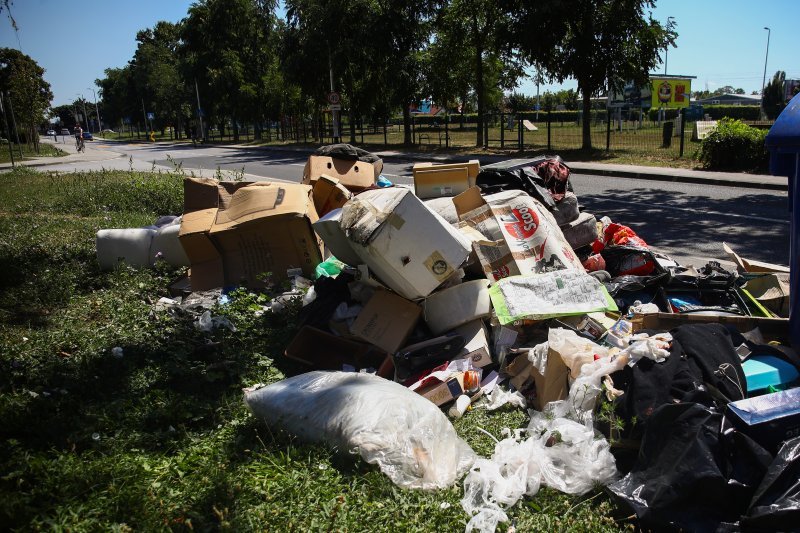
<box><xmin>2</xmin><ymin>0</ymin><xmax>798</xmax><ymax>107</ymax></box>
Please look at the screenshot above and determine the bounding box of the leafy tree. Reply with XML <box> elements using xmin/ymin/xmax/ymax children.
<box><xmin>96</xmin><ymin>66</ymin><xmax>139</xmax><ymax>132</ymax></box>
<box><xmin>0</xmin><ymin>48</ymin><xmax>53</xmax><ymax>147</ymax></box>
<box><xmin>509</xmin><ymin>0</ymin><xmax>674</xmax><ymax>149</ymax></box>
<box><xmin>763</xmin><ymin>70</ymin><xmax>786</xmax><ymax>120</ymax></box>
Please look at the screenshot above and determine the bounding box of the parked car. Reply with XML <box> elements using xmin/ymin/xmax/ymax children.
<box><xmin>82</xmin><ymin>132</ymin><xmax>93</xmax><ymax>141</ymax></box>
<box><xmin>46</xmin><ymin>129</ymin><xmax>56</xmax><ymax>136</ymax></box>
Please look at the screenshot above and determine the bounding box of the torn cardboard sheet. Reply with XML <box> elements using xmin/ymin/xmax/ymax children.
<box><xmin>489</xmin><ymin>270</ymin><xmax>617</xmax><ymax>325</ymax></box>
<box><xmin>723</xmin><ymin>242</ymin><xmax>790</xmax><ymax>274</ymax></box>
<box><xmin>413</xmin><ymin>160</ymin><xmax>480</xmax><ymax>199</ymax></box>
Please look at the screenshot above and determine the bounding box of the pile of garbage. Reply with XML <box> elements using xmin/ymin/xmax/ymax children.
<box><xmin>97</xmin><ymin>144</ymin><xmax>799</xmax><ymax>531</ymax></box>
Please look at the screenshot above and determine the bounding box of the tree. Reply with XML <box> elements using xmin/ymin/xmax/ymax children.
<box><xmin>509</xmin><ymin>0</ymin><xmax>674</xmax><ymax>149</ymax></box>
<box><xmin>763</xmin><ymin>70</ymin><xmax>786</xmax><ymax>120</ymax></box>
<box><xmin>0</xmin><ymin>48</ymin><xmax>53</xmax><ymax>148</ymax></box>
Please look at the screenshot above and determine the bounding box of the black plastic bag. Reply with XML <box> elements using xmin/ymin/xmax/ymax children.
<box><xmin>476</xmin><ymin>156</ymin><xmax>573</xmax><ymax>209</ymax></box>
<box><xmin>741</xmin><ymin>436</ymin><xmax>800</xmax><ymax>530</ymax></box>
<box><xmin>608</xmin><ymin>402</ymin><xmax>772</xmax><ymax>531</ymax></box>
<box><xmin>314</xmin><ymin>143</ymin><xmax>382</xmax><ymax>165</ymax></box>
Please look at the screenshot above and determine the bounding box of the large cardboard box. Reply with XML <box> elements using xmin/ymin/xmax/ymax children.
<box><xmin>285</xmin><ymin>325</ymin><xmax>388</xmax><ymax>370</ymax></box>
<box><xmin>302</xmin><ymin>155</ymin><xmax>377</xmax><ymax>192</ymax></box>
<box><xmin>453</xmin><ymin>187</ymin><xmax>584</xmax><ymax>282</ymax></box>
<box><xmin>339</xmin><ymin>188</ymin><xmax>472</xmax><ymax>300</ymax></box>
<box><xmin>350</xmin><ymin>289</ymin><xmax>422</xmax><ymax>353</ymax></box>
<box><xmin>631</xmin><ymin>312</ymin><xmax>790</xmax><ymax>344</ymax></box>
<box><xmin>504</xmin><ymin>346</ymin><xmax>569</xmax><ymax>410</ymax></box>
<box><xmin>179</xmin><ymin>178</ymin><xmax>323</xmax><ymax>290</ymax></box>
<box><xmin>413</xmin><ymin>160</ymin><xmax>480</xmax><ymax>199</ymax></box>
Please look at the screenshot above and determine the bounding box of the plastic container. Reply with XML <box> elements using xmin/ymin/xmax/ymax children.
<box><xmin>741</xmin><ymin>355</ymin><xmax>800</xmax><ymax>393</ymax></box>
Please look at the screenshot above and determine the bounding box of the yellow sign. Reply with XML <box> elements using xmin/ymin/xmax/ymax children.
<box><xmin>651</xmin><ymin>78</ymin><xmax>691</xmax><ymax>108</ymax></box>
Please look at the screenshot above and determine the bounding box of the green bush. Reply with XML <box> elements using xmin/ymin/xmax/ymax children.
<box><xmin>697</xmin><ymin>118</ymin><xmax>769</xmax><ymax>171</ymax></box>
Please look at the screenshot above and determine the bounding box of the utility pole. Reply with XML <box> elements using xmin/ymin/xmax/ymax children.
<box><xmin>194</xmin><ymin>78</ymin><xmax>205</xmax><ymax>141</ymax></box>
<box><xmin>141</xmin><ymin>98</ymin><xmax>150</xmax><ymax>133</ymax></box>
<box><xmin>0</xmin><ymin>94</ymin><xmax>15</xmax><ymax>167</ymax></box>
<box><xmin>328</xmin><ymin>51</ymin><xmax>339</xmax><ymax>143</ymax></box>
<box><xmin>77</xmin><ymin>95</ymin><xmax>89</xmax><ymax>132</ymax></box>
<box><xmin>88</xmin><ymin>87</ymin><xmax>101</xmax><ymax>132</ymax></box>
<box><xmin>761</xmin><ymin>27</ymin><xmax>771</xmax><ymax>120</ymax></box>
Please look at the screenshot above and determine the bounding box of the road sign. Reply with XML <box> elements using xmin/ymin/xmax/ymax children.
<box><xmin>147</xmin><ymin>112</ymin><xmax>155</xmax><ymax>120</ymax></box>
<box><xmin>328</xmin><ymin>104</ymin><xmax>342</xmax><ymax>111</ymax></box>
<box><xmin>327</xmin><ymin>92</ymin><xmax>341</xmax><ymax>105</ymax></box>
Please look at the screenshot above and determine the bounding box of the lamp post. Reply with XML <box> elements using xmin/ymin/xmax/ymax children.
<box><xmin>77</xmin><ymin>94</ymin><xmax>89</xmax><ymax>132</ymax></box>
<box><xmin>761</xmin><ymin>27</ymin><xmax>771</xmax><ymax>119</ymax></box>
<box><xmin>87</xmin><ymin>87</ymin><xmax>101</xmax><ymax>133</ymax></box>
<box><xmin>665</xmin><ymin>17</ymin><xmax>675</xmax><ymax>75</ymax></box>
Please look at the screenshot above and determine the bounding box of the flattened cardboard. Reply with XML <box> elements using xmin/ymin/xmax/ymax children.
<box><xmin>285</xmin><ymin>325</ymin><xmax>388</xmax><ymax>370</ymax></box>
<box><xmin>723</xmin><ymin>242</ymin><xmax>790</xmax><ymax>274</ymax></box>
<box><xmin>416</xmin><ymin>373</ymin><xmax>465</xmax><ymax>406</ymax></box>
<box><xmin>312</xmin><ymin>174</ymin><xmax>352</xmax><ymax>217</ymax></box>
<box><xmin>413</xmin><ymin>160</ymin><xmax>479</xmax><ymax>199</ymax></box>
<box><xmin>302</xmin><ymin>155</ymin><xmax>376</xmax><ymax>191</ymax></box>
<box><xmin>340</xmin><ymin>188</ymin><xmax>472</xmax><ymax>300</ymax></box>
<box><xmin>632</xmin><ymin>312</ymin><xmax>790</xmax><ymax>344</ymax></box>
<box><xmin>350</xmin><ymin>289</ymin><xmax>422</xmax><ymax>354</ymax></box>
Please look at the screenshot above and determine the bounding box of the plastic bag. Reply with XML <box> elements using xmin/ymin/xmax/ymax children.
<box><xmin>244</xmin><ymin>371</ymin><xmax>475</xmax><ymax>490</ymax></box>
<box><xmin>547</xmin><ymin>328</ymin><xmax>609</xmax><ymax>379</ymax></box>
<box><xmin>743</xmin><ymin>436</ymin><xmax>800</xmax><ymax>529</ymax></box>
<box><xmin>461</xmin><ymin>410</ymin><xmax>617</xmax><ymax>532</ymax></box>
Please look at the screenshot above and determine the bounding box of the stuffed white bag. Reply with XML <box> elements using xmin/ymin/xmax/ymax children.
<box><xmin>244</xmin><ymin>371</ymin><xmax>476</xmax><ymax>490</ymax></box>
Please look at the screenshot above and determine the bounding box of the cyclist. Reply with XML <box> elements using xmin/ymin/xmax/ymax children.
<box><xmin>74</xmin><ymin>124</ymin><xmax>85</xmax><ymax>152</ymax></box>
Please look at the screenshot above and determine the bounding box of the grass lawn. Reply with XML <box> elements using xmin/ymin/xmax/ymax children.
<box><xmin>0</xmin><ymin>142</ymin><xmax>67</xmax><ymax>164</ymax></box>
<box><xmin>0</xmin><ymin>167</ymin><xmax>628</xmax><ymax>531</ymax></box>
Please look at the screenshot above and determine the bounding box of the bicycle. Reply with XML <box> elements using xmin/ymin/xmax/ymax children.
<box><xmin>75</xmin><ymin>136</ymin><xmax>85</xmax><ymax>153</ymax></box>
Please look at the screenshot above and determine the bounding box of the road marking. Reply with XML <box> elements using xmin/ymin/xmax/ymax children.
<box><xmin>589</xmin><ymin>197</ymin><xmax>789</xmax><ymax>224</ymax></box>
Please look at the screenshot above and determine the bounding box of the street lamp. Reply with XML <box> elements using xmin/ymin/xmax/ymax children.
<box><xmin>87</xmin><ymin>87</ymin><xmax>101</xmax><ymax>133</ymax></box>
<box><xmin>665</xmin><ymin>17</ymin><xmax>675</xmax><ymax>75</ymax></box>
<box><xmin>77</xmin><ymin>93</ymin><xmax>89</xmax><ymax>132</ymax></box>
<box><xmin>761</xmin><ymin>27</ymin><xmax>771</xmax><ymax>119</ymax></box>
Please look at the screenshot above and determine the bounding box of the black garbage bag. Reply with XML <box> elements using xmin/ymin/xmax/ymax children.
<box><xmin>476</xmin><ymin>156</ymin><xmax>574</xmax><ymax>209</ymax></box>
<box><xmin>741</xmin><ymin>436</ymin><xmax>800</xmax><ymax>530</ymax></box>
<box><xmin>314</xmin><ymin>143</ymin><xmax>383</xmax><ymax>165</ymax></box>
<box><xmin>608</xmin><ymin>402</ymin><xmax>773</xmax><ymax>531</ymax></box>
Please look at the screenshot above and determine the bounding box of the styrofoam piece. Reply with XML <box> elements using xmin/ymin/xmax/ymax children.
<box><xmin>560</xmin><ymin>211</ymin><xmax>598</xmax><ymax>250</ymax></box>
<box><xmin>312</xmin><ymin>208</ymin><xmax>364</xmax><ymax>267</ymax></box>
<box><xmin>423</xmin><ymin>279</ymin><xmax>492</xmax><ymax>335</ymax></box>
<box><xmin>96</xmin><ymin>228</ymin><xmax>156</xmax><ymax>270</ymax></box>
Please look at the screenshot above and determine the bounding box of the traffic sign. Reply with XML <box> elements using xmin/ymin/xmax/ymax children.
<box><xmin>147</xmin><ymin>112</ymin><xmax>155</xmax><ymax>120</ymax></box>
<box><xmin>327</xmin><ymin>92</ymin><xmax>341</xmax><ymax>105</ymax></box>
<box><xmin>328</xmin><ymin>104</ymin><xmax>342</xmax><ymax>111</ymax></box>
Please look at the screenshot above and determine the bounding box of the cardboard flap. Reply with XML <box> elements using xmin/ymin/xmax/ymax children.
<box><xmin>179</xmin><ymin>208</ymin><xmax>217</xmax><ymax>237</ymax></box>
<box><xmin>304</xmin><ymin>156</ymin><xmax>376</xmax><ymax>190</ymax></box>
<box><xmin>453</xmin><ymin>186</ymin><xmax>487</xmax><ymax>218</ymax></box>
<box><xmin>213</xmin><ymin>183</ymin><xmax>312</xmax><ymax>228</ymax></box>
<box><xmin>183</xmin><ymin>178</ymin><xmax>221</xmax><ymax>213</ymax></box>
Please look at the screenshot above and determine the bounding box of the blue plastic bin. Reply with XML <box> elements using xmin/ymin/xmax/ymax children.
<box><xmin>764</xmin><ymin>93</ymin><xmax>800</xmax><ymax>347</ymax></box>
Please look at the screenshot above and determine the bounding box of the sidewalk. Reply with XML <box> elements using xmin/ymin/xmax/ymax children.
<box><xmin>1</xmin><ymin>137</ymin><xmax>788</xmax><ymax>192</ymax></box>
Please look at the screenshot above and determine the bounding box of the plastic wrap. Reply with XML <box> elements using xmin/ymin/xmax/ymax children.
<box><xmin>244</xmin><ymin>371</ymin><xmax>475</xmax><ymax>490</ymax></box>
<box><xmin>547</xmin><ymin>328</ymin><xmax>609</xmax><ymax>379</ymax></box>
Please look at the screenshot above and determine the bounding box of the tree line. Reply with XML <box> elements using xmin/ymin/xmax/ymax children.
<box><xmin>5</xmin><ymin>0</ymin><xmax>679</xmax><ymax>149</ymax></box>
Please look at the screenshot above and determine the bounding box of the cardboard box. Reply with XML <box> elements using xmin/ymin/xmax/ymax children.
<box><xmin>452</xmin><ymin>320</ymin><xmax>492</xmax><ymax>368</ymax></box>
<box><xmin>284</xmin><ymin>325</ymin><xmax>388</xmax><ymax>370</ymax></box>
<box><xmin>302</xmin><ymin>155</ymin><xmax>376</xmax><ymax>192</ymax></box>
<box><xmin>312</xmin><ymin>208</ymin><xmax>363</xmax><ymax>267</ymax></box>
<box><xmin>179</xmin><ymin>178</ymin><xmax>323</xmax><ymax>290</ymax></box>
<box><xmin>453</xmin><ymin>187</ymin><xmax>584</xmax><ymax>282</ymax></box>
<box><xmin>416</xmin><ymin>372</ymin><xmax>466</xmax><ymax>406</ymax></box>
<box><xmin>725</xmin><ymin>388</ymin><xmax>800</xmax><ymax>454</ymax></box>
<box><xmin>412</xmin><ymin>160</ymin><xmax>480</xmax><ymax>199</ymax></box>
<box><xmin>504</xmin><ymin>345</ymin><xmax>569</xmax><ymax>410</ymax></box>
<box><xmin>744</xmin><ymin>273</ymin><xmax>791</xmax><ymax>317</ymax></box>
<box><xmin>339</xmin><ymin>188</ymin><xmax>472</xmax><ymax>300</ymax></box>
<box><xmin>350</xmin><ymin>289</ymin><xmax>422</xmax><ymax>353</ymax></box>
<box><xmin>312</xmin><ymin>175</ymin><xmax>352</xmax><ymax>218</ymax></box>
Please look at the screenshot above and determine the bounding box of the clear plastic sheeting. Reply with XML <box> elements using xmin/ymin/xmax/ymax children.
<box><xmin>244</xmin><ymin>371</ymin><xmax>476</xmax><ymax>490</ymax></box>
<box><xmin>461</xmin><ymin>413</ymin><xmax>617</xmax><ymax>533</ymax></box>
<box><xmin>481</xmin><ymin>386</ymin><xmax>526</xmax><ymax>411</ymax></box>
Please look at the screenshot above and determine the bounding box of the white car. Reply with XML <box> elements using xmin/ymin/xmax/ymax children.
<box><xmin>46</xmin><ymin>129</ymin><xmax>56</xmax><ymax>136</ymax></box>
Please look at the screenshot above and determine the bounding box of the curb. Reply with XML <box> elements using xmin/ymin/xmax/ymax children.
<box><xmin>568</xmin><ymin>165</ymin><xmax>788</xmax><ymax>191</ymax></box>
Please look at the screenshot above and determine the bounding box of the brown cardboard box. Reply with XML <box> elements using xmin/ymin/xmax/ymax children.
<box><xmin>744</xmin><ymin>274</ymin><xmax>791</xmax><ymax>317</ymax></box>
<box><xmin>302</xmin><ymin>155</ymin><xmax>377</xmax><ymax>192</ymax></box>
<box><xmin>504</xmin><ymin>347</ymin><xmax>569</xmax><ymax>410</ymax></box>
<box><xmin>312</xmin><ymin>175</ymin><xmax>352</xmax><ymax>218</ymax></box>
<box><xmin>412</xmin><ymin>160</ymin><xmax>480</xmax><ymax>199</ymax></box>
<box><xmin>350</xmin><ymin>289</ymin><xmax>422</xmax><ymax>354</ymax></box>
<box><xmin>285</xmin><ymin>325</ymin><xmax>388</xmax><ymax>370</ymax></box>
<box><xmin>179</xmin><ymin>178</ymin><xmax>323</xmax><ymax>290</ymax></box>
<box><xmin>452</xmin><ymin>320</ymin><xmax>493</xmax><ymax>368</ymax></box>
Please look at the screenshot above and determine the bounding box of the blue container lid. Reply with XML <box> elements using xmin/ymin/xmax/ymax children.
<box><xmin>765</xmin><ymin>93</ymin><xmax>800</xmax><ymax>148</ymax></box>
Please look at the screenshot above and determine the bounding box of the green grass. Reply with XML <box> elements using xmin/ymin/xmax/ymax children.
<box><xmin>0</xmin><ymin>167</ymin><xmax>629</xmax><ymax>530</ymax></box>
<box><xmin>0</xmin><ymin>142</ymin><xmax>67</xmax><ymax>164</ymax></box>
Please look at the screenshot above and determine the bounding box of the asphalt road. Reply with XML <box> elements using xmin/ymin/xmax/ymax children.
<box><xmin>30</xmin><ymin>140</ymin><xmax>791</xmax><ymax>268</ymax></box>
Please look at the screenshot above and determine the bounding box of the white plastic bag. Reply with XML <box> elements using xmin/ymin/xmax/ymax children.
<box><xmin>244</xmin><ymin>371</ymin><xmax>475</xmax><ymax>490</ymax></box>
<box><xmin>548</xmin><ymin>328</ymin><xmax>609</xmax><ymax>379</ymax></box>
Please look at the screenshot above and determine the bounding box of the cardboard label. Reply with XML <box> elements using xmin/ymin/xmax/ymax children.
<box><xmin>351</xmin><ymin>290</ymin><xmax>422</xmax><ymax>353</ymax></box>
